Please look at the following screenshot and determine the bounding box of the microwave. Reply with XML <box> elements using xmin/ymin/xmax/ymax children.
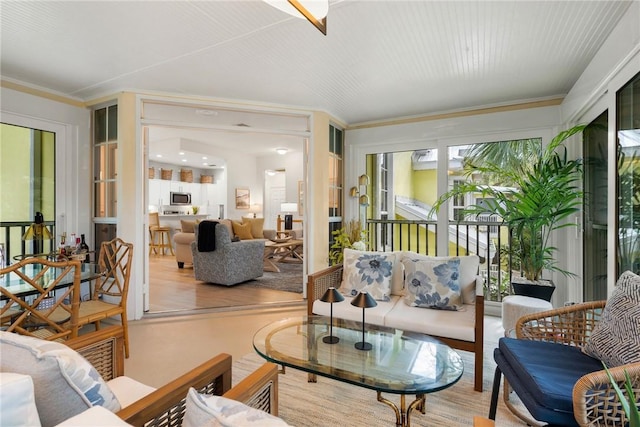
<box><xmin>170</xmin><ymin>192</ymin><xmax>191</xmax><ymax>205</ymax></box>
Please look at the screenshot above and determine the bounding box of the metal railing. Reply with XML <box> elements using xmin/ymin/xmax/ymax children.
<box><xmin>365</xmin><ymin>217</ymin><xmax>513</xmax><ymax>303</ymax></box>
<box><xmin>0</xmin><ymin>221</ymin><xmax>57</xmax><ymax>265</ymax></box>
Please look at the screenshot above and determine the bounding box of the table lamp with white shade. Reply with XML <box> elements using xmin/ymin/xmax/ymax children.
<box><xmin>280</xmin><ymin>202</ymin><xmax>298</xmax><ymax>230</ymax></box>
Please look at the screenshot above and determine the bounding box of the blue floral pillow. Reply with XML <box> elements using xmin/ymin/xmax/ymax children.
<box><xmin>401</xmin><ymin>258</ymin><xmax>462</xmax><ymax>310</ymax></box>
<box><xmin>340</xmin><ymin>248</ymin><xmax>395</xmax><ymax>301</ymax></box>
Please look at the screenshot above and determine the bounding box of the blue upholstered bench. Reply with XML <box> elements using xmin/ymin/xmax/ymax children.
<box><xmin>491</xmin><ymin>338</ymin><xmax>602</xmax><ymax>426</ymax></box>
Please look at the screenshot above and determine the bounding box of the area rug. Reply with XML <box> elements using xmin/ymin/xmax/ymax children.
<box><xmin>242</xmin><ymin>262</ymin><xmax>303</xmax><ymax>294</ymax></box>
<box><xmin>232</xmin><ymin>349</ymin><xmax>528</xmax><ymax>426</ymax></box>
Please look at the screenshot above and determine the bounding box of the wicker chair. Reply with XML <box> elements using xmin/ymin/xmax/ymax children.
<box><xmin>489</xmin><ymin>301</ymin><xmax>640</xmax><ymax>426</ymax></box>
<box><xmin>0</xmin><ymin>257</ymin><xmax>82</xmax><ymax>341</ymax></box>
<box><xmin>77</xmin><ymin>237</ymin><xmax>133</xmax><ymax>358</ymax></box>
<box><xmin>65</xmin><ymin>327</ymin><xmax>280</xmax><ymax>427</ymax></box>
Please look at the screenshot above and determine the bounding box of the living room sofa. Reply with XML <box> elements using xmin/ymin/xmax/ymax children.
<box><xmin>308</xmin><ymin>249</ymin><xmax>485</xmax><ymax>391</ymax></box>
<box><xmin>0</xmin><ymin>326</ymin><xmax>284</xmax><ymax>427</ymax></box>
<box><xmin>174</xmin><ymin>217</ymin><xmax>275</xmax><ymax>268</ymax></box>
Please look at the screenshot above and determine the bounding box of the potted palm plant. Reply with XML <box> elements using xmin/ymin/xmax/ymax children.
<box><xmin>433</xmin><ymin>124</ymin><xmax>586</xmax><ymax>300</ymax></box>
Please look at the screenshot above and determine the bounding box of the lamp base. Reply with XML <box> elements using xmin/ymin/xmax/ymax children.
<box><xmin>354</xmin><ymin>341</ymin><xmax>372</xmax><ymax>351</ymax></box>
<box><xmin>323</xmin><ymin>335</ymin><xmax>340</xmax><ymax>344</ymax></box>
<box><xmin>284</xmin><ymin>214</ymin><xmax>293</xmax><ymax>230</ymax></box>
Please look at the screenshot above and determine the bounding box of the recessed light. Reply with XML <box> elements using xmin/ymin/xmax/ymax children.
<box><xmin>179</xmin><ymin>152</ymin><xmax>185</xmax><ymax>156</ymax></box>
<box><xmin>156</xmin><ymin>154</ymin><xmax>162</xmax><ymax>158</ymax></box>
<box><xmin>181</xmin><ymin>159</ymin><xmax>187</xmax><ymax>162</ymax></box>
<box><xmin>276</xmin><ymin>148</ymin><xmax>288</xmax><ymax>155</ymax></box>
<box><xmin>202</xmin><ymin>156</ymin><xmax>208</xmax><ymax>160</ymax></box>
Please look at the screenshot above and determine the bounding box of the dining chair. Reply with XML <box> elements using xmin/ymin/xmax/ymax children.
<box><xmin>0</xmin><ymin>257</ymin><xmax>82</xmax><ymax>341</ymax></box>
<box><xmin>77</xmin><ymin>237</ymin><xmax>133</xmax><ymax>358</ymax></box>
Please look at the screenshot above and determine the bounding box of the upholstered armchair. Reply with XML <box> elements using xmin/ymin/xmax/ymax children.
<box><xmin>191</xmin><ymin>221</ymin><xmax>265</xmax><ymax>286</ymax></box>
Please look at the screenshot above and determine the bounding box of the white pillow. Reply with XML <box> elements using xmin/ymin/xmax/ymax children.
<box><xmin>402</xmin><ymin>257</ymin><xmax>463</xmax><ymax>310</ymax></box>
<box><xmin>53</xmin><ymin>406</ymin><xmax>133</xmax><ymax>427</ymax></box>
<box><xmin>0</xmin><ymin>332</ymin><xmax>121</xmax><ymax>427</ymax></box>
<box><xmin>0</xmin><ymin>373</ymin><xmax>42</xmax><ymax>427</ymax></box>
<box><xmin>183</xmin><ymin>388</ymin><xmax>290</xmax><ymax>427</ymax></box>
<box><xmin>401</xmin><ymin>252</ymin><xmax>479</xmax><ymax>304</ymax></box>
<box><xmin>339</xmin><ymin>248</ymin><xmax>396</xmax><ymax>301</ymax></box>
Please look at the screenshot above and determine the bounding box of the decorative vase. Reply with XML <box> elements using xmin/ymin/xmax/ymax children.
<box><xmin>511</xmin><ymin>277</ymin><xmax>556</xmax><ymax>302</ymax></box>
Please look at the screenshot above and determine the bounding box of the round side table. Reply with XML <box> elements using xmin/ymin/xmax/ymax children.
<box><xmin>502</xmin><ymin>295</ymin><xmax>553</xmax><ymax>337</ymax></box>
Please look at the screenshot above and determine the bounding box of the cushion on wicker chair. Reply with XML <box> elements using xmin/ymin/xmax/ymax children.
<box><xmin>0</xmin><ymin>331</ymin><xmax>121</xmax><ymax>427</ymax></box>
<box><xmin>582</xmin><ymin>270</ymin><xmax>640</xmax><ymax>367</ymax></box>
<box><xmin>183</xmin><ymin>388</ymin><xmax>290</xmax><ymax>427</ymax></box>
<box><xmin>497</xmin><ymin>338</ymin><xmax>602</xmax><ymax>425</ymax></box>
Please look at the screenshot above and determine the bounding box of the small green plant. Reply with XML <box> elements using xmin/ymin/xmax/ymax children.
<box><xmin>329</xmin><ymin>219</ymin><xmax>367</xmax><ymax>265</ymax></box>
<box><xmin>603</xmin><ymin>363</ymin><xmax>639</xmax><ymax>427</ymax></box>
<box><xmin>192</xmin><ymin>206</ymin><xmax>199</xmax><ymax>215</ymax></box>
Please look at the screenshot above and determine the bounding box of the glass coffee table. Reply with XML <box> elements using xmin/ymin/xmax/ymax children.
<box><xmin>253</xmin><ymin>315</ymin><xmax>463</xmax><ymax>426</ymax></box>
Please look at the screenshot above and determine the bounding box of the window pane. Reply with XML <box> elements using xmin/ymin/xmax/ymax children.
<box><xmin>107</xmin><ymin>144</ymin><xmax>117</xmax><ymax>180</ymax></box>
<box><xmin>94</xmin><ymin>108</ymin><xmax>106</xmax><ymax>143</ymax></box>
<box><xmin>94</xmin><ymin>182</ymin><xmax>106</xmax><ymax>217</ymax></box>
<box><xmin>107</xmin><ymin>105</ymin><xmax>118</xmax><ymax>141</ymax></box>
<box><xmin>107</xmin><ymin>181</ymin><xmax>117</xmax><ymax>217</ymax></box>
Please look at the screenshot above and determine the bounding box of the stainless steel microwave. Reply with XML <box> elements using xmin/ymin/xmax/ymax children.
<box><xmin>170</xmin><ymin>192</ymin><xmax>191</xmax><ymax>205</ymax></box>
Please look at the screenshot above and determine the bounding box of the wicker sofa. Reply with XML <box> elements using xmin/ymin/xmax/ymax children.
<box><xmin>307</xmin><ymin>251</ymin><xmax>485</xmax><ymax>392</ymax></box>
<box><xmin>0</xmin><ymin>326</ymin><xmax>281</xmax><ymax>427</ymax></box>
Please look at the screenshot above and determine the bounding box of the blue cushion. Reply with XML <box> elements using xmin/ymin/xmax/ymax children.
<box><xmin>496</xmin><ymin>338</ymin><xmax>602</xmax><ymax>426</ymax></box>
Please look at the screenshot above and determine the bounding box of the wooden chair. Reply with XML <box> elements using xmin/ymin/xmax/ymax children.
<box><xmin>77</xmin><ymin>237</ymin><xmax>133</xmax><ymax>358</ymax></box>
<box><xmin>149</xmin><ymin>212</ymin><xmax>174</xmax><ymax>255</ymax></box>
<box><xmin>0</xmin><ymin>257</ymin><xmax>82</xmax><ymax>341</ymax></box>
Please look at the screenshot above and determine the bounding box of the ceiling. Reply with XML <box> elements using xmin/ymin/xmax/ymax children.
<box><xmin>1</xmin><ymin>1</ymin><xmax>633</xmax><ymax>166</ymax></box>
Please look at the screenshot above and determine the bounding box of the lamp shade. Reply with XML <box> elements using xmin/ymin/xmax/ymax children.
<box><xmin>280</xmin><ymin>203</ymin><xmax>298</xmax><ymax>213</ymax></box>
<box><xmin>350</xmin><ymin>291</ymin><xmax>377</xmax><ymax>309</ymax></box>
<box><xmin>320</xmin><ymin>287</ymin><xmax>345</xmax><ymax>303</ymax></box>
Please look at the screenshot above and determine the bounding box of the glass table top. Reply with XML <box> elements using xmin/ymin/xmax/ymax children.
<box><xmin>253</xmin><ymin>315</ymin><xmax>464</xmax><ymax>394</ymax></box>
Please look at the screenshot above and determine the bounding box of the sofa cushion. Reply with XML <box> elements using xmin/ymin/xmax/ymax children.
<box><xmin>497</xmin><ymin>337</ymin><xmax>602</xmax><ymax>424</ymax></box>
<box><xmin>242</xmin><ymin>217</ymin><xmax>265</xmax><ymax>239</ymax></box>
<box><xmin>180</xmin><ymin>220</ymin><xmax>197</xmax><ymax>233</ymax></box>
<box><xmin>401</xmin><ymin>257</ymin><xmax>462</xmax><ymax>310</ymax></box>
<box><xmin>400</xmin><ymin>253</ymin><xmax>479</xmax><ymax>304</ymax></box>
<box><xmin>106</xmin><ymin>376</ymin><xmax>156</xmax><ymax>408</ymax></box>
<box><xmin>339</xmin><ymin>248</ymin><xmax>395</xmax><ymax>301</ymax></box>
<box><xmin>183</xmin><ymin>388</ymin><xmax>290</xmax><ymax>427</ymax></box>
<box><xmin>54</xmin><ymin>406</ymin><xmax>133</xmax><ymax>427</ymax></box>
<box><xmin>0</xmin><ymin>373</ymin><xmax>41</xmax><ymax>427</ymax></box>
<box><xmin>232</xmin><ymin>221</ymin><xmax>253</xmax><ymax>240</ymax></box>
<box><xmin>385</xmin><ymin>302</ymin><xmax>477</xmax><ymax>341</ymax></box>
<box><xmin>583</xmin><ymin>270</ymin><xmax>640</xmax><ymax>367</ymax></box>
<box><xmin>312</xmin><ymin>295</ymin><xmax>399</xmax><ymax>326</ymax></box>
<box><xmin>0</xmin><ymin>331</ymin><xmax>121</xmax><ymax>427</ymax></box>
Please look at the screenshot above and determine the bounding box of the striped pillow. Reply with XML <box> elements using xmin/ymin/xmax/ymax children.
<box><xmin>582</xmin><ymin>270</ymin><xmax>640</xmax><ymax>366</ymax></box>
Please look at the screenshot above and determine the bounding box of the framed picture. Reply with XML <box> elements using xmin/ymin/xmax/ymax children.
<box><xmin>235</xmin><ymin>188</ymin><xmax>250</xmax><ymax>209</ymax></box>
<box><xmin>298</xmin><ymin>181</ymin><xmax>304</xmax><ymax>215</ymax></box>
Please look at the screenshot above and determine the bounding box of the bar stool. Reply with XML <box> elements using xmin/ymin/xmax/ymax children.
<box><xmin>149</xmin><ymin>212</ymin><xmax>174</xmax><ymax>255</ymax></box>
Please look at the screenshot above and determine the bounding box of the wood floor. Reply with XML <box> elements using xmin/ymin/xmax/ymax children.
<box><xmin>147</xmin><ymin>254</ymin><xmax>305</xmax><ymax>315</ymax></box>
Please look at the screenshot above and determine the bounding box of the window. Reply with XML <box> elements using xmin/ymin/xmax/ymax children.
<box><xmin>328</xmin><ymin>124</ymin><xmax>343</xmax><ymax>248</ymax></box>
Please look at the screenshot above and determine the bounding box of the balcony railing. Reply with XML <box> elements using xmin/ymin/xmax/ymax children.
<box><xmin>365</xmin><ymin>217</ymin><xmax>513</xmax><ymax>303</ymax></box>
<box><xmin>0</xmin><ymin>221</ymin><xmax>57</xmax><ymax>266</ymax></box>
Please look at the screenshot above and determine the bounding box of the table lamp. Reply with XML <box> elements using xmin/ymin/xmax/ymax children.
<box><xmin>22</xmin><ymin>212</ymin><xmax>53</xmax><ymax>255</ymax></box>
<box><xmin>320</xmin><ymin>287</ymin><xmax>344</xmax><ymax>344</ymax></box>
<box><xmin>351</xmin><ymin>291</ymin><xmax>377</xmax><ymax>351</ymax></box>
<box><xmin>280</xmin><ymin>202</ymin><xmax>297</xmax><ymax>230</ymax></box>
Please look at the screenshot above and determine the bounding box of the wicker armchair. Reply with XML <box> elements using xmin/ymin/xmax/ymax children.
<box><xmin>490</xmin><ymin>301</ymin><xmax>640</xmax><ymax>427</ymax></box>
<box><xmin>65</xmin><ymin>327</ymin><xmax>280</xmax><ymax>427</ymax></box>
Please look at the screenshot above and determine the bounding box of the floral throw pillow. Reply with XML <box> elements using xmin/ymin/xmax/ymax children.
<box><xmin>401</xmin><ymin>257</ymin><xmax>462</xmax><ymax>310</ymax></box>
<box><xmin>339</xmin><ymin>248</ymin><xmax>394</xmax><ymax>301</ymax></box>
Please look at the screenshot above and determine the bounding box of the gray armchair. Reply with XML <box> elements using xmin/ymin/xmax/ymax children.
<box><xmin>191</xmin><ymin>221</ymin><xmax>264</xmax><ymax>286</ymax></box>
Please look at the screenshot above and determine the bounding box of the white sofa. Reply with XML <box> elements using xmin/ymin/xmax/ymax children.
<box><xmin>308</xmin><ymin>250</ymin><xmax>484</xmax><ymax>391</ymax></box>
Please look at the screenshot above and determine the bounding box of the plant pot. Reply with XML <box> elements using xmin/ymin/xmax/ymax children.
<box><xmin>511</xmin><ymin>278</ymin><xmax>556</xmax><ymax>302</ymax></box>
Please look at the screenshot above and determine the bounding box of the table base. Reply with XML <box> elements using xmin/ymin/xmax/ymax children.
<box><xmin>377</xmin><ymin>392</ymin><xmax>425</xmax><ymax>427</ymax></box>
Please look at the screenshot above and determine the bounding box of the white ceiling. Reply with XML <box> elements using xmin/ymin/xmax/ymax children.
<box><xmin>1</xmin><ymin>0</ymin><xmax>633</xmax><ymax>166</ymax></box>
